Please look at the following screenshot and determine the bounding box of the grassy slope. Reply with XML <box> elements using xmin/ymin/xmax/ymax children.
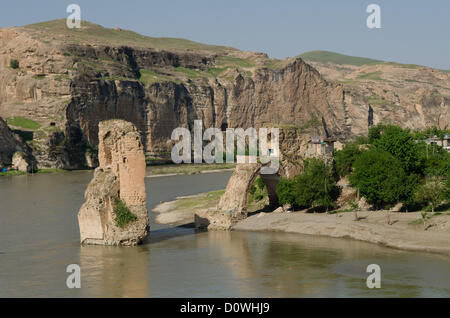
<box><xmin>17</xmin><ymin>20</ymin><xmax>450</xmax><ymax>72</ymax></box>
<box><xmin>300</xmin><ymin>50</ymin><xmax>450</xmax><ymax>73</ymax></box>
<box><xmin>23</xmin><ymin>19</ymin><xmax>235</xmax><ymax>54</ymax></box>
<box><xmin>299</xmin><ymin>50</ymin><xmax>383</xmax><ymax>66</ymax></box>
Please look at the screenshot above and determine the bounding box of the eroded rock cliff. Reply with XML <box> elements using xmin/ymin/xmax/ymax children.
<box><xmin>0</xmin><ymin>116</ymin><xmax>33</xmax><ymax>168</ymax></box>
<box><xmin>0</xmin><ymin>21</ymin><xmax>447</xmax><ymax>169</ymax></box>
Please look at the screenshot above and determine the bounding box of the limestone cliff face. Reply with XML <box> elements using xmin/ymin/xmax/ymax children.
<box><xmin>0</xmin><ymin>21</ymin><xmax>447</xmax><ymax>169</ymax></box>
<box><xmin>0</xmin><ymin>116</ymin><xmax>33</xmax><ymax>167</ymax></box>
<box><xmin>78</xmin><ymin>120</ymin><xmax>149</xmax><ymax>246</ymax></box>
<box><xmin>304</xmin><ymin>58</ymin><xmax>450</xmax><ymax>136</ymax></box>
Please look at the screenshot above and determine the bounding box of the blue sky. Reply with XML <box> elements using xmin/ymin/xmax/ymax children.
<box><xmin>1</xmin><ymin>0</ymin><xmax>449</xmax><ymax>69</ymax></box>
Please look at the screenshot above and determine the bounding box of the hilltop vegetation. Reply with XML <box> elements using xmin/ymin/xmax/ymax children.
<box><xmin>300</xmin><ymin>50</ymin><xmax>426</xmax><ymax>70</ymax></box>
<box><xmin>299</xmin><ymin>50</ymin><xmax>382</xmax><ymax>66</ymax></box>
<box><xmin>24</xmin><ymin>19</ymin><xmax>235</xmax><ymax>53</ymax></box>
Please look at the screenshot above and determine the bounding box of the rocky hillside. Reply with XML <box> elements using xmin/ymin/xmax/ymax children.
<box><xmin>300</xmin><ymin>51</ymin><xmax>450</xmax><ymax>135</ymax></box>
<box><xmin>0</xmin><ymin>21</ymin><xmax>447</xmax><ymax>169</ymax></box>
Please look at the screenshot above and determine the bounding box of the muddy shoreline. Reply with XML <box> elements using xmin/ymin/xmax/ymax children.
<box><xmin>153</xmin><ymin>194</ymin><xmax>450</xmax><ymax>256</ymax></box>
<box><xmin>234</xmin><ymin>211</ymin><xmax>450</xmax><ymax>256</ymax></box>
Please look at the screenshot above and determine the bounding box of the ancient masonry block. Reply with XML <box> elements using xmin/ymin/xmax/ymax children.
<box><xmin>78</xmin><ymin>120</ymin><xmax>149</xmax><ymax>246</ymax></box>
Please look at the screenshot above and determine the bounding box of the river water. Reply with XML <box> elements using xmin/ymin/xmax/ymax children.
<box><xmin>0</xmin><ymin>170</ymin><xmax>449</xmax><ymax>297</ymax></box>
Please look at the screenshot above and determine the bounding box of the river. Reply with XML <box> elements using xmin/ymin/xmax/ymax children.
<box><xmin>0</xmin><ymin>169</ymin><xmax>449</xmax><ymax>297</ymax></box>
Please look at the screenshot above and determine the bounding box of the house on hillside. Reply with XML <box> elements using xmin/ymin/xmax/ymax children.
<box><xmin>425</xmin><ymin>134</ymin><xmax>450</xmax><ymax>152</ymax></box>
<box><xmin>306</xmin><ymin>136</ymin><xmax>336</xmax><ymax>162</ymax></box>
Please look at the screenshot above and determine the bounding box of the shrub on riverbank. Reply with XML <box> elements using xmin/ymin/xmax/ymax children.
<box><xmin>338</xmin><ymin>124</ymin><xmax>450</xmax><ymax>211</ymax></box>
<box><xmin>415</xmin><ymin>176</ymin><xmax>446</xmax><ymax>213</ymax></box>
<box><xmin>349</xmin><ymin>148</ymin><xmax>412</xmax><ymax>209</ymax></box>
<box><xmin>276</xmin><ymin>158</ymin><xmax>339</xmax><ymax>211</ymax></box>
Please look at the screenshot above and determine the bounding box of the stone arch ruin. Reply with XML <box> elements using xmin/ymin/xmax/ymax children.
<box><xmin>195</xmin><ymin>127</ymin><xmax>335</xmax><ymax>230</ymax></box>
<box><xmin>215</xmin><ymin>163</ymin><xmax>279</xmax><ymax>216</ymax></box>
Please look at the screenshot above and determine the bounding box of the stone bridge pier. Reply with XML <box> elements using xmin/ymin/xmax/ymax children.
<box><xmin>78</xmin><ymin>120</ymin><xmax>149</xmax><ymax>246</ymax></box>
<box><xmin>195</xmin><ymin>161</ymin><xmax>280</xmax><ymax>230</ymax></box>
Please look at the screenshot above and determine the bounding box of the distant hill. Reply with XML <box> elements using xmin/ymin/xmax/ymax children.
<box><xmin>299</xmin><ymin>50</ymin><xmax>448</xmax><ymax>71</ymax></box>
<box><xmin>23</xmin><ymin>19</ymin><xmax>235</xmax><ymax>54</ymax></box>
<box><xmin>299</xmin><ymin>50</ymin><xmax>383</xmax><ymax>66</ymax></box>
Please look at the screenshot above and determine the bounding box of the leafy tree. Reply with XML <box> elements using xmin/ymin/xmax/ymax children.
<box><xmin>415</xmin><ymin>176</ymin><xmax>445</xmax><ymax>213</ymax></box>
<box><xmin>444</xmin><ymin>177</ymin><xmax>450</xmax><ymax>199</ymax></box>
<box><xmin>349</xmin><ymin>148</ymin><xmax>412</xmax><ymax>209</ymax></box>
<box><xmin>368</xmin><ymin>123</ymin><xmax>384</xmax><ymax>143</ymax></box>
<box><xmin>420</xmin><ymin>142</ymin><xmax>450</xmax><ymax>177</ymax></box>
<box><xmin>354</xmin><ymin>135</ymin><xmax>370</xmax><ymax>145</ymax></box>
<box><xmin>276</xmin><ymin>177</ymin><xmax>296</xmax><ymax>205</ymax></box>
<box><xmin>292</xmin><ymin>158</ymin><xmax>340</xmax><ymax>209</ymax></box>
<box><xmin>372</xmin><ymin>125</ymin><xmax>424</xmax><ymax>175</ymax></box>
<box><xmin>276</xmin><ymin>159</ymin><xmax>340</xmax><ymax>210</ymax></box>
<box><xmin>334</xmin><ymin>142</ymin><xmax>363</xmax><ymax>177</ymax></box>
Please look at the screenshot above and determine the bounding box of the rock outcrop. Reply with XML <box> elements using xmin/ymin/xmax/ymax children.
<box><xmin>12</xmin><ymin>151</ymin><xmax>33</xmax><ymax>172</ymax></box>
<box><xmin>302</xmin><ymin>53</ymin><xmax>450</xmax><ymax>136</ymax></box>
<box><xmin>78</xmin><ymin>120</ymin><xmax>149</xmax><ymax>246</ymax></box>
<box><xmin>0</xmin><ymin>117</ymin><xmax>33</xmax><ymax>168</ymax></box>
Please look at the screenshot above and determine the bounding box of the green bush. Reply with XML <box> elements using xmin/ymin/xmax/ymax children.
<box><xmin>276</xmin><ymin>177</ymin><xmax>296</xmax><ymax>205</ymax></box>
<box><xmin>113</xmin><ymin>197</ymin><xmax>137</xmax><ymax>228</ymax></box>
<box><xmin>254</xmin><ymin>176</ymin><xmax>265</xmax><ymax>190</ymax></box>
<box><xmin>370</xmin><ymin>124</ymin><xmax>424</xmax><ymax>174</ymax></box>
<box><xmin>276</xmin><ymin>158</ymin><xmax>339</xmax><ymax>210</ymax></box>
<box><xmin>334</xmin><ymin>125</ymin><xmax>449</xmax><ymax>210</ymax></box>
<box><xmin>293</xmin><ymin>158</ymin><xmax>340</xmax><ymax>209</ymax></box>
<box><xmin>349</xmin><ymin>148</ymin><xmax>413</xmax><ymax>208</ymax></box>
<box><xmin>334</xmin><ymin>142</ymin><xmax>363</xmax><ymax>177</ymax></box>
<box><xmin>420</xmin><ymin>142</ymin><xmax>450</xmax><ymax>177</ymax></box>
<box><xmin>10</xmin><ymin>59</ymin><xmax>19</xmax><ymax>69</ymax></box>
<box><xmin>415</xmin><ymin>176</ymin><xmax>445</xmax><ymax>213</ymax></box>
<box><xmin>249</xmin><ymin>176</ymin><xmax>267</xmax><ymax>203</ymax></box>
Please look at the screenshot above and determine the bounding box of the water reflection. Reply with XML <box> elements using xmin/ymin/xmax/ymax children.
<box><xmin>79</xmin><ymin>245</ymin><xmax>149</xmax><ymax>297</ymax></box>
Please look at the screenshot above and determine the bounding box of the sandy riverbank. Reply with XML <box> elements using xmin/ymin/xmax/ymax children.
<box><xmin>153</xmin><ymin>192</ymin><xmax>450</xmax><ymax>256</ymax></box>
<box><xmin>146</xmin><ymin>163</ymin><xmax>235</xmax><ymax>177</ymax></box>
<box><xmin>152</xmin><ymin>190</ymin><xmax>226</xmax><ymax>225</ymax></box>
<box><xmin>234</xmin><ymin>210</ymin><xmax>450</xmax><ymax>256</ymax></box>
